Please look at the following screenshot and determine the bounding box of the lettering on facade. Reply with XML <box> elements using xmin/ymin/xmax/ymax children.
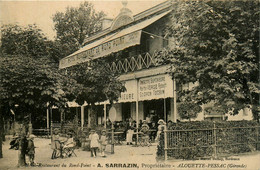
<box><xmin>120</xmin><ymin>93</ymin><xmax>134</xmax><ymax>100</ymax></box>
<box><xmin>139</xmin><ymin>74</ymin><xmax>173</xmax><ymax>100</ymax></box>
<box><xmin>59</xmin><ymin>31</ymin><xmax>141</xmax><ymax>69</ymax></box>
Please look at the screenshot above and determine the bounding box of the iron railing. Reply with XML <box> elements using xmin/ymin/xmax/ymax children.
<box><xmin>163</xmin><ymin>125</ymin><xmax>260</xmax><ymax>160</ymax></box>
<box><xmin>108</xmin><ymin>51</ymin><xmax>159</xmax><ymax>73</ymax></box>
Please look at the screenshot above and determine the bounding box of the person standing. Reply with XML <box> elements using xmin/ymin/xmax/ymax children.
<box><xmin>89</xmin><ymin>130</ymin><xmax>99</xmax><ymax>157</ymax></box>
<box><xmin>100</xmin><ymin>130</ymin><xmax>108</xmax><ymax>157</ymax></box>
<box><xmin>51</xmin><ymin>129</ymin><xmax>61</xmax><ymax>159</ymax></box>
<box><xmin>126</xmin><ymin>119</ymin><xmax>134</xmax><ymax>145</ymax></box>
<box><xmin>26</xmin><ymin>135</ymin><xmax>35</xmax><ymax>166</ymax></box>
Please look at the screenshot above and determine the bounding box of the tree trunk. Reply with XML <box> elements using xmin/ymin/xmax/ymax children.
<box><xmin>17</xmin><ymin>123</ymin><xmax>28</xmax><ymax>167</ymax></box>
<box><xmin>89</xmin><ymin>104</ymin><xmax>97</xmax><ymax>129</ymax></box>
<box><xmin>18</xmin><ymin>135</ymin><xmax>28</xmax><ymax>167</ymax></box>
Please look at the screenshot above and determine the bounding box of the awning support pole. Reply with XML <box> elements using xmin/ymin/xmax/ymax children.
<box><xmin>164</xmin><ymin>98</ymin><xmax>167</xmax><ymax>122</ymax></box>
<box><xmin>173</xmin><ymin>77</ymin><xmax>177</xmax><ymax>123</ymax></box>
<box><xmin>47</xmin><ymin>102</ymin><xmax>49</xmax><ymax>137</ymax></box>
<box><xmin>136</xmin><ymin>79</ymin><xmax>139</xmax><ymax>143</ymax></box>
<box><xmin>81</xmin><ymin>106</ymin><xmax>84</xmax><ymax>130</ymax></box>
<box><xmin>104</xmin><ymin>104</ymin><xmax>107</xmax><ymax>129</ymax></box>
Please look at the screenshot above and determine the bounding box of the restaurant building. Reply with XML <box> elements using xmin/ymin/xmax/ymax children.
<box><xmin>57</xmin><ymin>0</ymin><xmax>253</xmax><ymax>129</ymax></box>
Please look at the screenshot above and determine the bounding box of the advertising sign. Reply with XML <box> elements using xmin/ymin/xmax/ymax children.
<box><xmin>139</xmin><ymin>74</ymin><xmax>173</xmax><ymax>101</ymax></box>
<box><xmin>118</xmin><ymin>79</ymin><xmax>137</xmax><ymax>103</ymax></box>
<box><xmin>59</xmin><ymin>31</ymin><xmax>142</xmax><ymax>68</ymax></box>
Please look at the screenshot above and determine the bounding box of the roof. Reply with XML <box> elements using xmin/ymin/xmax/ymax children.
<box><xmin>59</xmin><ymin>0</ymin><xmax>173</xmax><ymax>69</ymax></box>
<box><xmin>83</xmin><ymin>0</ymin><xmax>172</xmax><ymax>44</ymax></box>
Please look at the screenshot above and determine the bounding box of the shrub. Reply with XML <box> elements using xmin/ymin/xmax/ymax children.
<box><xmin>157</xmin><ymin>120</ymin><xmax>260</xmax><ymax>160</ymax></box>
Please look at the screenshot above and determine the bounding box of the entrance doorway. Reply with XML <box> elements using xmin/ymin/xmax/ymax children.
<box><xmin>143</xmin><ymin>98</ymin><xmax>170</xmax><ymax>123</ymax></box>
<box><xmin>122</xmin><ymin>102</ymin><xmax>131</xmax><ymax>121</ymax></box>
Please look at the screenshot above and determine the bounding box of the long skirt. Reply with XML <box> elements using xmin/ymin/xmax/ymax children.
<box><xmin>126</xmin><ymin>130</ymin><xmax>134</xmax><ymax>143</ymax></box>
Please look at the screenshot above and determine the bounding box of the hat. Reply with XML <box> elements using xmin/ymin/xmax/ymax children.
<box><xmin>158</xmin><ymin>119</ymin><xmax>165</xmax><ymax>125</ymax></box>
<box><xmin>54</xmin><ymin>128</ymin><xmax>59</xmax><ymax>132</ymax></box>
<box><xmin>101</xmin><ymin>130</ymin><xmax>106</xmax><ymax>133</ymax></box>
<box><xmin>28</xmin><ymin>134</ymin><xmax>36</xmax><ymax>139</ymax></box>
<box><xmin>90</xmin><ymin>129</ymin><xmax>95</xmax><ymax>132</ymax></box>
<box><xmin>142</xmin><ymin>124</ymin><xmax>149</xmax><ymax>128</ymax></box>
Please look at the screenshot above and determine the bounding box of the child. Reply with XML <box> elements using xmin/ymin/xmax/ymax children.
<box><xmin>100</xmin><ymin>130</ymin><xmax>108</xmax><ymax>157</ymax></box>
<box><xmin>26</xmin><ymin>135</ymin><xmax>36</xmax><ymax>166</ymax></box>
<box><xmin>89</xmin><ymin>130</ymin><xmax>99</xmax><ymax>157</ymax></box>
<box><xmin>63</xmin><ymin>133</ymin><xmax>75</xmax><ymax>157</ymax></box>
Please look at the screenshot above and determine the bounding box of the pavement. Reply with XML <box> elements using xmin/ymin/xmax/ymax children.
<box><xmin>0</xmin><ymin>136</ymin><xmax>260</xmax><ymax>170</ymax></box>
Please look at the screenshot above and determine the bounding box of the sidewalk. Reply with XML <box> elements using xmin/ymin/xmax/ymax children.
<box><xmin>0</xmin><ymin>137</ymin><xmax>259</xmax><ymax>170</ymax></box>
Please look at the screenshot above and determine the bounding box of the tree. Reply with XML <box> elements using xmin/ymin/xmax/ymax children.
<box><xmin>0</xmin><ymin>24</ymin><xmax>72</xmax><ymax>164</ymax></box>
<box><xmin>0</xmin><ymin>24</ymin><xmax>60</xmax><ymax>60</ymax></box>
<box><xmin>53</xmin><ymin>1</ymin><xmax>105</xmax><ymax>58</ymax></box>
<box><xmin>160</xmin><ymin>1</ymin><xmax>259</xmax><ymax>120</ymax></box>
<box><xmin>0</xmin><ymin>55</ymin><xmax>70</xmax><ymax>164</ymax></box>
<box><xmin>66</xmin><ymin>59</ymin><xmax>125</xmax><ymax>128</ymax></box>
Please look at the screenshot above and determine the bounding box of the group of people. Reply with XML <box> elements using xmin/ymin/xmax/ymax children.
<box><xmin>51</xmin><ymin>128</ymin><xmax>108</xmax><ymax>159</ymax></box>
<box><xmin>88</xmin><ymin>130</ymin><xmax>108</xmax><ymax>157</ymax></box>
<box><xmin>9</xmin><ymin>133</ymin><xmax>36</xmax><ymax>166</ymax></box>
<box><xmin>50</xmin><ymin>117</ymin><xmax>172</xmax><ymax>159</ymax></box>
<box><xmin>51</xmin><ymin>129</ymin><xmax>75</xmax><ymax>159</ymax></box>
<box><xmin>125</xmin><ymin>118</ymin><xmax>167</xmax><ymax>145</ymax></box>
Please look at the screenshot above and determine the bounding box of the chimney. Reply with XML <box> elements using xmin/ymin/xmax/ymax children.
<box><xmin>102</xmin><ymin>18</ymin><xmax>113</xmax><ymax>30</ymax></box>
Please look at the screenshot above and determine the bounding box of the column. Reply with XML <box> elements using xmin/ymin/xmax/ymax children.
<box><xmin>88</xmin><ymin>107</ymin><xmax>91</xmax><ymax>128</ymax></box>
<box><xmin>104</xmin><ymin>104</ymin><xmax>107</xmax><ymax>128</ymax></box>
<box><xmin>81</xmin><ymin>106</ymin><xmax>84</xmax><ymax>130</ymax></box>
<box><xmin>173</xmin><ymin>77</ymin><xmax>177</xmax><ymax>123</ymax></box>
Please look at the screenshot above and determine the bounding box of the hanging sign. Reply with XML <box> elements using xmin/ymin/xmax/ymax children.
<box><xmin>139</xmin><ymin>74</ymin><xmax>173</xmax><ymax>101</ymax></box>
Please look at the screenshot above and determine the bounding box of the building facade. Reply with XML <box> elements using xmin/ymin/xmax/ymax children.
<box><xmin>58</xmin><ymin>1</ymin><xmax>253</xmax><ymax>129</ymax></box>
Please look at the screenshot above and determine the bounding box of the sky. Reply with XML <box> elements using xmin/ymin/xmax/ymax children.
<box><xmin>0</xmin><ymin>0</ymin><xmax>165</xmax><ymax>39</ymax></box>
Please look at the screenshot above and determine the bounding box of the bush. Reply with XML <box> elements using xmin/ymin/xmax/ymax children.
<box><xmin>157</xmin><ymin>120</ymin><xmax>260</xmax><ymax>160</ymax></box>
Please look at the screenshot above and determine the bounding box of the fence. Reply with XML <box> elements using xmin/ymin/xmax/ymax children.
<box><xmin>163</xmin><ymin>124</ymin><xmax>260</xmax><ymax>160</ymax></box>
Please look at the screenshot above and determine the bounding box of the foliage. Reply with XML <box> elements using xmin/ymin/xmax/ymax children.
<box><xmin>157</xmin><ymin>120</ymin><xmax>260</xmax><ymax>160</ymax></box>
<box><xmin>0</xmin><ymin>55</ymin><xmax>69</xmax><ymax>116</ymax></box>
<box><xmin>178</xmin><ymin>102</ymin><xmax>202</xmax><ymax>121</ymax></box>
<box><xmin>66</xmin><ymin>60</ymin><xmax>126</xmax><ymax>105</ymax></box>
<box><xmin>53</xmin><ymin>1</ymin><xmax>105</xmax><ymax>58</ymax></box>
<box><xmin>65</xmin><ymin>59</ymin><xmax>125</xmax><ymax>128</ymax></box>
<box><xmin>160</xmin><ymin>1</ymin><xmax>259</xmax><ymax>120</ymax></box>
<box><xmin>0</xmin><ymin>24</ymin><xmax>60</xmax><ymax>61</ymax></box>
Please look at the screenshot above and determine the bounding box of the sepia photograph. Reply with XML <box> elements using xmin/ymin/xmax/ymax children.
<box><xmin>0</xmin><ymin>0</ymin><xmax>259</xmax><ymax>169</ymax></box>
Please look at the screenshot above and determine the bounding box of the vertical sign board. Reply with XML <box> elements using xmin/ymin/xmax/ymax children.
<box><xmin>118</xmin><ymin>79</ymin><xmax>137</xmax><ymax>103</ymax></box>
<box><xmin>139</xmin><ymin>74</ymin><xmax>173</xmax><ymax>101</ymax></box>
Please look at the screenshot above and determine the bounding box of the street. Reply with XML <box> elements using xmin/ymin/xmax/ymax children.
<box><xmin>0</xmin><ymin>136</ymin><xmax>260</xmax><ymax>170</ymax></box>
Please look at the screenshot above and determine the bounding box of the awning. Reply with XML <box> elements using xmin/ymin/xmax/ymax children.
<box><xmin>59</xmin><ymin>10</ymin><xmax>170</xmax><ymax>69</ymax></box>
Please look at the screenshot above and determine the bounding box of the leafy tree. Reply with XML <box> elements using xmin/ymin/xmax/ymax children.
<box><xmin>0</xmin><ymin>55</ymin><xmax>70</xmax><ymax>164</ymax></box>
<box><xmin>66</xmin><ymin>59</ymin><xmax>125</xmax><ymax>128</ymax></box>
<box><xmin>53</xmin><ymin>1</ymin><xmax>105</xmax><ymax>58</ymax></box>
<box><xmin>178</xmin><ymin>102</ymin><xmax>202</xmax><ymax>121</ymax></box>
<box><xmin>0</xmin><ymin>24</ymin><xmax>73</xmax><ymax>163</ymax></box>
<box><xmin>0</xmin><ymin>24</ymin><xmax>60</xmax><ymax>60</ymax></box>
<box><xmin>160</xmin><ymin>1</ymin><xmax>259</xmax><ymax>121</ymax></box>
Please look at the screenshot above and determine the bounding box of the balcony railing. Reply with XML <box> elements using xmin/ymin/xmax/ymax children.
<box><xmin>108</xmin><ymin>51</ymin><xmax>159</xmax><ymax>73</ymax></box>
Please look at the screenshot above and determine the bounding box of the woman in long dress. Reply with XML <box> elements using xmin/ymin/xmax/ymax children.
<box><xmin>126</xmin><ymin>120</ymin><xmax>135</xmax><ymax>145</ymax></box>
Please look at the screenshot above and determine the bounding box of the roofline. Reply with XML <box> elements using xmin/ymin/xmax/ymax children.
<box><xmin>83</xmin><ymin>0</ymin><xmax>172</xmax><ymax>45</ymax></box>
